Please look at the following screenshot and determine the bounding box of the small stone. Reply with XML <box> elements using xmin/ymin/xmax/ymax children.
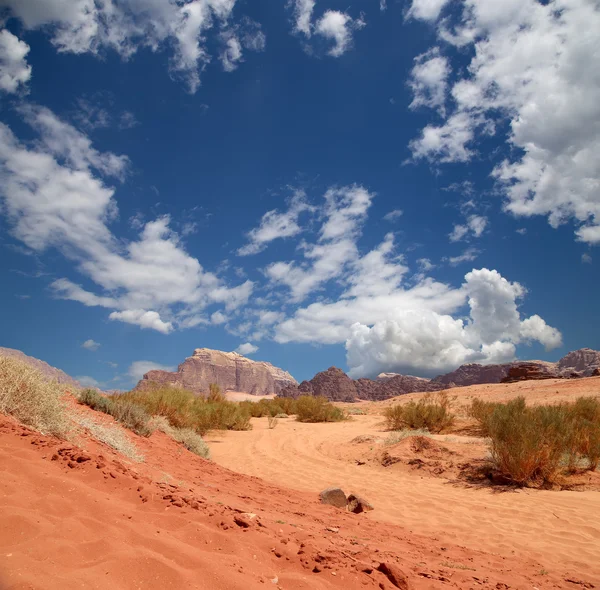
<box><xmin>346</xmin><ymin>493</ymin><xmax>374</xmax><ymax>514</ymax></box>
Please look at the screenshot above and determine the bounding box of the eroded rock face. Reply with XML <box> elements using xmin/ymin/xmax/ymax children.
<box><xmin>431</xmin><ymin>363</ymin><xmax>516</xmax><ymax>387</ymax></box>
<box><xmin>501</xmin><ymin>362</ymin><xmax>559</xmax><ymax>383</ymax></box>
<box><xmin>557</xmin><ymin>349</ymin><xmax>600</xmax><ymax>377</ymax></box>
<box><xmin>279</xmin><ymin>367</ymin><xmax>358</xmax><ymax>402</ymax></box>
<box><xmin>0</xmin><ymin>347</ymin><xmax>82</xmax><ymax>390</ymax></box>
<box><xmin>135</xmin><ymin>348</ymin><xmax>296</xmax><ymax>396</ymax></box>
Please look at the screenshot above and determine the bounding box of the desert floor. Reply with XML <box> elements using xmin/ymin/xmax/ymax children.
<box><xmin>1</xmin><ymin>377</ymin><xmax>599</xmax><ymax>589</ymax></box>
<box><xmin>211</xmin><ymin>377</ymin><xmax>600</xmax><ymax>584</ymax></box>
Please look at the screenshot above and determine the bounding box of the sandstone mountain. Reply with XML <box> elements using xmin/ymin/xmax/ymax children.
<box><xmin>0</xmin><ymin>347</ymin><xmax>82</xmax><ymax>390</ymax></box>
<box><xmin>135</xmin><ymin>348</ymin><xmax>297</xmax><ymax>396</ymax></box>
<box><xmin>280</xmin><ymin>349</ymin><xmax>600</xmax><ymax>402</ymax></box>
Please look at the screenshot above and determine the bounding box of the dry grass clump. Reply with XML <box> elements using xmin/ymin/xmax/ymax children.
<box><xmin>295</xmin><ymin>395</ymin><xmax>346</xmax><ymax>423</ymax></box>
<box><xmin>0</xmin><ymin>356</ymin><xmax>71</xmax><ymax>438</ymax></box>
<box><xmin>469</xmin><ymin>396</ymin><xmax>600</xmax><ymax>486</ymax></box>
<box><xmin>117</xmin><ymin>384</ymin><xmax>252</xmax><ymax>436</ymax></box>
<box><xmin>78</xmin><ymin>388</ymin><xmax>153</xmax><ymax>437</ymax></box>
<box><xmin>385</xmin><ymin>428</ymin><xmax>432</xmax><ymax>445</ymax></box>
<box><xmin>384</xmin><ymin>392</ymin><xmax>455</xmax><ymax>433</ymax></box>
<box><xmin>267</xmin><ymin>415</ymin><xmax>278</xmax><ymax>429</ymax></box>
<box><xmin>150</xmin><ymin>416</ymin><xmax>210</xmax><ymax>459</ymax></box>
<box><xmin>74</xmin><ymin>415</ymin><xmax>143</xmax><ymax>461</ymax></box>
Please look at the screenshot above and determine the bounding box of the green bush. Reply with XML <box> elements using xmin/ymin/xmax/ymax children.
<box><xmin>483</xmin><ymin>396</ymin><xmax>600</xmax><ymax>486</ymax></box>
<box><xmin>467</xmin><ymin>398</ymin><xmax>500</xmax><ymax>436</ymax></box>
<box><xmin>117</xmin><ymin>386</ymin><xmax>194</xmax><ymax>428</ymax></box>
<box><xmin>295</xmin><ymin>395</ymin><xmax>346</xmax><ymax>423</ymax></box>
<box><xmin>384</xmin><ymin>392</ymin><xmax>455</xmax><ymax>433</ymax></box>
<box><xmin>79</xmin><ymin>388</ymin><xmax>153</xmax><ymax>437</ymax></box>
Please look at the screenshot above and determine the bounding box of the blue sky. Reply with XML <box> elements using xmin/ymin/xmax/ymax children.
<box><xmin>0</xmin><ymin>0</ymin><xmax>598</xmax><ymax>389</ymax></box>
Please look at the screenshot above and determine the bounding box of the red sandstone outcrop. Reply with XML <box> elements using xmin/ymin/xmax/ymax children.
<box><xmin>500</xmin><ymin>362</ymin><xmax>558</xmax><ymax>383</ymax></box>
<box><xmin>0</xmin><ymin>346</ymin><xmax>82</xmax><ymax>390</ymax></box>
<box><xmin>135</xmin><ymin>348</ymin><xmax>297</xmax><ymax>396</ymax></box>
<box><xmin>279</xmin><ymin>367</ymin><xmax>358</xmax><ymax>402</ymax></box>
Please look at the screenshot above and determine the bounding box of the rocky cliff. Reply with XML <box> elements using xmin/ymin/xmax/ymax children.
<box><xmin>279</xmin><ymin>349</ymin><xmax>600</xmax><ymax>403</ymax></box>
<box><xmin>0</xmin><ymin>347</ymin><xmax>82</xmax><ymax>390</ymax></box>
<box><xmin>135</xmin><ymin>348</ymin><xmax>297</xmax><ymax>396</ymax></box>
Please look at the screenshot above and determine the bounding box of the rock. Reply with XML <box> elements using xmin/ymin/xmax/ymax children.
<box><xmin>377</xmin><ymin>563</ymin><xmax>411</xmax><ymax>589</ymax></box>
<box><xmin>557</xmin><ymin>348</ymin><xmax>600</xmax><ymax>377</ymax></box>
<box><xmin>279</xmin><ymin>367</ymin><xmax>358</xmax><ymax>402</ymax></box>
<box><xmin>0</xmin><ymin>347</ymin><xmax>83</xmax><ymax>390</ymax></box>
<box><xmin>134</xmin><ymin>348</ymin><xmax>296</xmax><ymax>396</ymax></box>
<box><xmin>363</xmin><ymin>374</ymin><xmax>444</xmax><ymax>401</ymax></box>
<box><xmin>346</xmin><ymin>493</ymin><xmax>374</xmax><ymax>514</ymax></box>
<box><xmin>501</xmin><ymin>362</ymin><xmax>558</xmax><ymax>383</ymax></box>
<box><xmin>319</xmin><ymin>487</ymin><xmax>347</xmax><ymax>508</ymax></box>
<box><xmin>432</xmin><ymin>363</ymin><xmax>516</xmax><ymax>387</ymax></box>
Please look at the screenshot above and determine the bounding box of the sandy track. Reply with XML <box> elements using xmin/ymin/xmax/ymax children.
<box><xmin>210</xmin><ymin>412</ymin><xmax>600</xmax><ymax>581</ymax></box>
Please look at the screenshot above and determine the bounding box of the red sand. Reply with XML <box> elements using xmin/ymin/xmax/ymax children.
<box><xmin>1</xmin><ymin>380</ymin><xmax>599</xmax><ymax>589</ymax></box>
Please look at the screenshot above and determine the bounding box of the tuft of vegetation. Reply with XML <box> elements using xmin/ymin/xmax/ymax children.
<box><xmin>78</xmin><ymin>388</ymin><xmax>154</xmax><ymax>437</ymax></box>
<box><xmin>150</xmin><ymin>416</ymin><xmax>210</xmax><ymax>459</ymax></box>
<box><xmin>0</xmin><ymin>356</ymin><xmax>71</xmax><ymax>438</ymax></box>
<box><xmin>116</xmin><ymin>385</ymin><xmax>252</xmax><ymax>436</ymax></box>
<box><xmin>294</xmin><ymin>395</ymin><xmax>346</xmax><ymax>423</ymax></box>
<box><xmin>466</xmin><ymin>398</ymin><xmax>498</xmax><ymax>436</ymax></box>
<box><xmin>471</xmin><ymin>396</ymin><xmax>600</xmax><ymax>486</ymax></box>
<box><xmin>385</xmin><ymin>428</ymin><xmax>432</xmax><ymax>445</ymax></box>
<box><xmin>267</xmin><ymin>415</ymin><xmax>278</xmax><ymax>429</ymax></box>
<box><xmin>74</xmin><ymin>415</ymin><xmax>144</xmax><ymax>461</ymax></box>
<box><xmin>384</xmin><ymin>392</ymin><xmax>455</xmax><ymax>433</ymax></box>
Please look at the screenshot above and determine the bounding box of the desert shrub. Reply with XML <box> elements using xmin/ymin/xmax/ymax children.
<box><xmin>74</xmin><ymin>415</ymin><xmax>143</xmax><ymax>461</ymax></box>
<box><xmin>275</xmin><ymin>413</ymin><xmax>288</xmax><ymax>419</ymax></box>
<box><xmin>486</xmin><ymin>397</ymin><xmax>568</xmax><ymax>485</ymax></box>
<box><xmin>384</xmin><ymin>392</ymin><xmax>455</xmax><ymax>433</ymax></box>
<box><xmin>78</xmin><ymin>388</ymin><xmax>154</xmax><ymax>437</ymax></box>
<box><xmin>346</xmin><ymin>407</ymin><xmax>367</xmax><ymax>415</ymax></box>
<box><xmin>0</xmin><ymin>356</ymin><xmax>70</xmax><ymax>438</ymax></box>
<box><xmin>117</xmin><ymin>386</ymin><xmax>194</xmax><ymax>428</ymax></box>
<box><xmin>295</xmin><ymin>395</ymin><xmax>346</xmax><ymax>423</ymax></box>
<box><xmin>467</xmin><ymin>399</ymin><xmax>500</xmax><ymax>436</ymax></box>
<box><xmin>188</xmin><ymin>397</ymin><xmax>252</xmax><ymax>435</ymax></box>
<box><xmin>150</xmin><ymin>416</ymin><xmax>210</xmax><ymax>459</ymax></box>
<box><xmin>207</xmin><ymin>383</ymin><xmax>226</xmax><ymax>403</ymax></box>
<box><xmin>483</xmin><ymin>396</ymin><xmax>600</xmax><ymax>485</ymax></box>
<box><xmin>268</xmin><ymin>415</ymin><xmax>278</xmax><ymax>429</ymax></box>
<box><xmin>274</xmin><ymin>396</ymin><xmax>299</xmax><ymax>415</ymax></box>
<box><xmin>385</xmin><ymin>428</ymin><xmax>432</xmax><ymax>445</ymax></box>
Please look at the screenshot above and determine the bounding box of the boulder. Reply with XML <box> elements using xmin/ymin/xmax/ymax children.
<box><xmin>377</xmin><ymin>563</ymin><xmax>411</xmax><ymax>590</ymax></box>
<box><xmin>346</xmin><ymin>493</ymin><xmax>374</xmax><ymax>514</ymax></box>
<box><xmin>319</xmin><ymin>487</ymin><xmax>347</xmax><ymax>508</ymax></box>
<box><xmin>135</xmin><ymin>348</ymin><xmax>296</xmax><ymax>396</ymax></box>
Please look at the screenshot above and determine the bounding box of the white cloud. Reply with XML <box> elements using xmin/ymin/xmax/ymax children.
<box><xmin>109</xmin><ymin>309</ymin><xmax>173</xmax><ymax>333</ymax></box>
<box><xmin>220</xmin><ymin>34</ymin><xmax>243</xmax><ymax>72</ymax></box>
<box><xmin>449</xmin><ymin>214</ymin><xmax>488</xmax><ymax>242</ymax></box>
<box><xmin>211</xmin><ymin>310</ymin><xmax>227</xmax><ymax>324</ymax></box>
<box><xmin>235</xmin><ymin>342</ymin><xmax>258</xmax><ymax>355</ymax></box>
<box><xmin>408</xmin><ymin>0</ymin><xmax>600</xmax><ymax>243</ymax></box>
<box><xmin>0</xmin><ymin>105</ymin><xmax>253</xmax><ymax>333</ymax></box>
<box><xmin>238</xmin><ymin>190</ymin><xmax>313</xmax><ymax>256</ymax></box>
<box><xmin>345</xmin><ymin>268</ymin><xmax>561</xmax><ymax>378</ymax></box>
<box><xmin>409</xmin><ymin>48</ymin><xmax>449</xmax><ymax>114</ymax></box>
<box><xmin>407</xmin><ymin>0</ymin><xmax>451</xmax><ymax>21</ymax></box>
<box><xmin>1</xmin><ymin>0</ymin><xmax>258</xmax><ymax>93</ymax></box>
<box><xmin>315</xmin><ymin>10</ymin><xmax>365</xmax><ymax>57</ymax></box>
<box><xmin>446</xmin><ymin>247</ymin><xmax>480</xmax><ymax>266</ymax></box>
<box><xmin>82</xmin><ymin>339</ymin><xmax>100</xmax><ymax>351</ymax></box>
<box><xmin>265</xmin><ymin>185</ymin><xmax>373</xmax><ymax>301</ymax></box>
<box><xmin>0</xmin><ymin>29</ymin><xmax>32</xmax><ymax>93</ymax></box>
<box><xmin>128</xmin><ymin>360</ymin><xmax>176</xmax><ymax>382</ymax></box>
<box><xmin>291</xmin><ymin>0</ymin><xmax>316</xmax><ymax>36</ymax></box>
<box><xmin>76</xmin><ymin>375</ymin><xmax>101</xmax><ymax>388</ymax></box>
<box><xmin>582</xmin><ymin>253</ymin><xmax>592</xmax><ymax>264</ymax></box>
<box><xmin>383</xmin><ymin>209</ymin><xmax>403</xmax><ymax>221</ymax></box>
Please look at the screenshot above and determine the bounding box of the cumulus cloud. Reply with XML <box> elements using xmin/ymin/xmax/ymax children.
<box><xmin>237</xmin><ymin>190</ymin><xmax>313</xmax><ymax>256</ymax></box>
<box><xmin>82</xmin><ymin>339</ymin><xmax>100</xmax><ymax>351</ymax></box>
<box><xmin>128</xmin><ymin>360</ymin><xmax>176</xmax><ymax>382</ymax></box>
<box><xmin>0</xmin><ymin>29</ymin><xmax>32</xmax><ymax>93</ymax></box>
<box><xmin>449</xmin><ymin>214</ymin><xmax>488</xmax><ymax>242</ymax></box>
<box><xmin>235</xmin><ymin>342</ymin><xmax>258</xmax><ymax>355</ymax></box>
<box><xmin>265</xmin><ymin>185</ymin><xmax>373</xmax><ymax>301</ymax></box>
<box><xmin>109</xmin><ymin>309</ymin><xmax>173</xmax><ymax>333</ymax></box>
<box><xmin>345</xmin><ymin>268</ymin><xmax>562</xmax><ymax>378</ymax></box>
<box><xmin>408</xmin><ymin>48</ymin><xmax>449</xmax><ymax>114</ymax></box>
<box><xmin>0</xmin><ymin>0</ymin><xmax>260</xmax><ymax>93</ymax></box>
<box><xmin>383</xmin><ymin>209</ymin><xmax>403</xmax><ymax>222</ymax></box>
<box><xmin>0</xmin><ymin>105</ymin><xmax>253</xmax><ymax>333</ymax></box>
<box><xmin>76</xmin><ymin>375</ymin><xmax>101</xmax><ymax>388</ymax></box>
<box><xmin>408</xmin><ymin>0</ymin><xmax>600</xmax><ymax>243</ymax></box>
<box><xmin>314</xmin><ymin>11</ymin><xmax>365</xmax><ymax>57</ymax></box>
<box><xmin>290</xmin><ymin>2</ymin><xmax>365</xmax><ymax>56</ymax></box>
